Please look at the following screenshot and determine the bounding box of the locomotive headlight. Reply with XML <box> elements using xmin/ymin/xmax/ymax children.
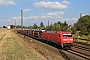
<box><xmin>63</xmin><ymin>39</ymin><xmax>67</xmax><ymax>41</ymax></box>
<box><xmin>70</xmin><ymin>39</ymin><xmax>73</xmax><ymax>41</ymax></box>
<box><xmin>63</xmin><ymin>39</ymin><xmax>67</xmax><ymax>43</ymax></box>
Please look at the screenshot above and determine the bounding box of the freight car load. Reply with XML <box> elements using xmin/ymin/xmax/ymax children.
<box><xmin>42</xmin><ymin>31</ymin><xmax>73</xmax><ymax>49</ymax></box>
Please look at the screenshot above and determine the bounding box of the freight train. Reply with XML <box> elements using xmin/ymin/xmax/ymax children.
<box><xmin>17</xmin><ymin>28</ymin><xmax>73</xmax><ymax>49</ymax></box>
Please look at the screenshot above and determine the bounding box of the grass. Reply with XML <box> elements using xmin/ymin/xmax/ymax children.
<box><xmin>2</xmin><ymin>37</ymin><xmax>26</xmax><ymax>60</ymax></box>
<box><xmin>1</xmin><ymin>31</ymin><xmax>46</xmax><ymax>60</ymax></box>
<box><xmin>72</xmin><ymin>33</ymin><xmax>90</xmax><ymax>45</ymax></box>
<box><xmin>74</xmin><ymin>39</ymin><xmax>90</xmax><ymax>45</ymax></box>
<box><xmin>4</xmin><ymin>46</ymin><xmax>26</xmax><ymax>60</ymax></box>
<box><xmin>0</xmin><ymin>34</ymin><xmax>6</xmax><ymax>41</ymax></box>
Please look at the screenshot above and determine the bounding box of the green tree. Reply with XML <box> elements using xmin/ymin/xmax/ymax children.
<box><xmin>82</xmin><ymin>26</ymin><xmax>87</xmax><ymax>35</ymax></box>
<box><xmin>32</xmin><ymin>23</ymin><xmax>38</xmax><ymax>29</ymax></box>
<box><xmin>71</xmin><ymin>27</ymin><xmax>76</xmax><ymax>34</ymax></box>
<box><xmin>16</xmin><ymin>25</ymin><xmax>21</xmax><ymax>28</ymax></box>
<box><xmin>74</xmin><ymin>22</ymin><xmax>80</xmax><ymax>31</ymax></box>
<box><xmin>40</xmin><ymin>22</ymin><xmax>45</xmax><ymax>28</ymax></box>
<box><xmin>52</xmin><ymin>23</ymin><xmax>60</xmax><ymax>31</ymax></box>
<box><xmin>57</xmin><ymin>21</ymin><xmax>61</xmax><ymax>26</ymax></box>
<box><xmin>61</xmin><ymin>21</ymin><xmax>68</xmax><ymax>27</ymax></box>
<box><xmin>74</xmin><ymin>15</ymin><xmax>90</xmax><ymax>35</ymax></box>
<box><xmin>60</xmin><ymin>21</ymin><xmax>68</xmax><ymax>31</ymax></box>
<box><xmin>28</xmin><ymin>26</ymin><xmax>32</xmax><ymax>29</ymax></box>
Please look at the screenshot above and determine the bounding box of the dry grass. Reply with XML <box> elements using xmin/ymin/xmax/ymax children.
<box><xmin>0</xmin><ymin>29</ymin><xmax>47</xmax><ymax>60</ymax></box>
<box><xmin>74</xmin><ymin>39</ymin><xmax>90</xmax><ymax>45</ymax></box>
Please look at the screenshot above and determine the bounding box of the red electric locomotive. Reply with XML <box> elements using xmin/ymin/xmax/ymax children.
<box><xmin>42</xmin><ymin>31</ymin><xmax>73</xmax><ymax>49</ymax></box>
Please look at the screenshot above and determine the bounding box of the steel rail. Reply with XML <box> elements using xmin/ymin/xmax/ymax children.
<box><xmin>59</xmin><ymin>49</ymin><xmax>70</xmax><ymax>60</ymax></box>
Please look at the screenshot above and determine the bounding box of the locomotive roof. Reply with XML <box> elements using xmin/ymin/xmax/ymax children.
<box><xmin>45</xmin><ymin>31</ymin><xmax>71</xmax><ymax>34</ymax></box>
<box><xmin>45</xmin><ymin>31</ymin><xmax>57</xmax><ymax>33</ymax></box>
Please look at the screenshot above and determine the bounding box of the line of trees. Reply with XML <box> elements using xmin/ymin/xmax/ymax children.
<box><xmin>16</xmin><ymin>21</ymin><xmax>71</xmax><ymax>31</ymax></box>
<box><xmin>25</xmin><ymin>21</ymin><xmax>71</xmax><ymax>32</ymax></box>
<box><xmin>16</xmin><ymin>15</ymin><xmax>90</xmax><ymax>36</ymax></box>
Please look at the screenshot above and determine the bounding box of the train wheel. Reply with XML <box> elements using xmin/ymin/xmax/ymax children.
<box><xmin>64</xmin><ymin>46</ymin><xmax>71</xmax><ymax>50</ymax></box>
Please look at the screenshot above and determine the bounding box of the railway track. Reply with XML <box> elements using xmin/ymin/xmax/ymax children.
<box><xmin>59</xmin><ymin>49</ymin><xmax>70</xmax><ymax>60</ymax></box>
<box><xmin>17</xmin><ymin>30</ymin><xmax>90</xmax><ymax>60</ymax></box>
<box><xmin>65</xmin><ymin>43</ymin><xmax>90</xmax><ymax>60</ymax></box>
<box><xmin>66</xmin><ymin>50</ymin><xmax>90</xmax><ymax>60</ymax></box>
<box><xmin>74</xmin><ymin>44</ymin><xmax>89</xmax><ymax>51</ymax></box>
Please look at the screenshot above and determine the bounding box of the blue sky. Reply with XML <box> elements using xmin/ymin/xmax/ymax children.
<box><xmin>0</xmin><ymin>0</ymin><xmax>90</xmax><ymax>27</ymax></box>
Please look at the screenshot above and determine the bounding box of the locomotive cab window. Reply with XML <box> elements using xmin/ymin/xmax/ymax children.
<box><xmin>68</xmin><ymin>34</ymin><xmax>72</xmax><ymax>37</ymax></box>
<box><xmin>63</xmin><ymin>34</ymin><xmax>72</xmax><ymax>37</ymax></box>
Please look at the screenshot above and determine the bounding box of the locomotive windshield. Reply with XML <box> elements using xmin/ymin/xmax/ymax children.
<box><xmin>63</xmin><ymin>34</ymin><xmax>72</xmax><ymax>37</ymax></box>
